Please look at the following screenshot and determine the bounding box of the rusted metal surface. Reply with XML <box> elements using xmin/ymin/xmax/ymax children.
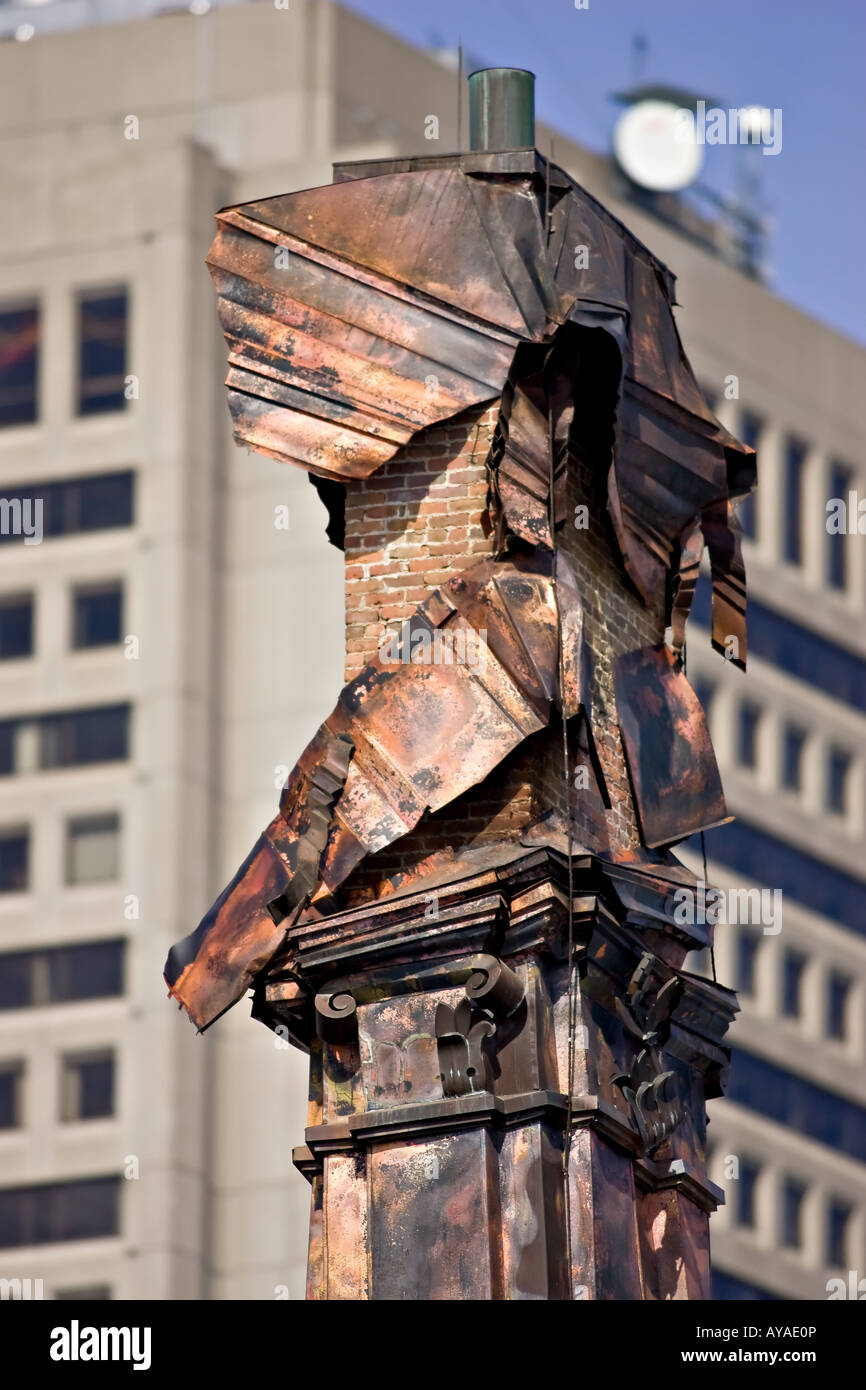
<box><xmin>166</xmin><ymin>550</ymin><xmax>584</xmax><ymax>1029</ymax></box>
<box><xmin>164</xmin><ymin>125</ymin><xmax>755</xmax><ymax>1300</ymax></box>
<box><xmin>613</xmin><ymin>643</ymin><xmax>731</xmax><ymax>849</ymax></box>
<box><xmin>207</xmin><ymin>154</ymin><xmax>753</xmax><ymax>601</ymax></box>
<box><xmin>254</xmin><ymin>848</ymin><xmax>733</xmax><ymax>1300</ymax></box>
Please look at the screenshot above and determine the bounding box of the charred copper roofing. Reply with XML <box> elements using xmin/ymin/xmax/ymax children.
<box><xmin>166</xmin><ymin>145</ymin><xmax>755</xmax><ymax>1032</ymax></box>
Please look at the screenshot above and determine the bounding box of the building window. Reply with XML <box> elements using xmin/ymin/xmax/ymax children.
<box><xmin>737</xmin><ymin>929</ymin><xmax>761</xmax><ymax>996</ymax></box>
<box><xmin>0</xmin><ymin>595</ymin><xmax>34</xmax><ymax>660</ymax></box>
<box><xmin>827</xmin><ymin>461</ymin><xmax>852</xmax><ymax>591</ymax></box>
<box><xmin>0</xmin><ymin>828</ymin><xmax>29</xmax><ymax>893</ymax></box>
<box><xmin>0</xmin><ymin>1175</ymin><xmax>121</xmax><ymax>1248</ymax></box>
<box><xmin>784</xmin><ymin>439</ymin><xmax>807</xmax><ymax>566</ymax></box>
<box><xmin>0</xmin><ymin>1060</ymin><xmax>25</xmax><ymax>1130</ymax></box>
<box><xmin>826</xmin><ymin>747</ymin><xmax>851</xmax><ymax>815</ymax></box>
<box><xmin>55</xmin><ymin>1285</ymin><xmax>112</xmax><ymax>1301</ymax></box>
<box><xmin>0</xmin><ymin>939</ymin><xmax>125</xmax><ymax>1011</ymax></box>
<box><xmin>0</xmin><ymin>703</ymin><xmax>131</xmax><ymax>776</ymax></box>
<box><xmin>781</xmin><ymin>950</ymin><xmax>806</xmax><ymax>1019</ymax></box>
<box><xmin>727</xmin><ymin>1046</ymin><xmax>866</xmax><ymax>1163</ymax></box>
<box><xmin>738</xmin><ymin>703</ymin><xmax>761</xmax><ymax>768</ymax></box>
<box><xmin>65</xmin><ymin>813</ymin><xmax>120</xmax><ymax>886</ymax></box>
<box><xmin>0</xmin><ymin>302</ymin><xmax>39</xmax><ymax>428</ymax></box>
<box><xmin>826</xmin><ymin>1199</ymin><xmax>852</xmax><ymax>1268</ymax></box>
<box><xmin>826</xmin><ymin>972</ymin><xmax>851</xmax><ymax>1042</ymax></box>
<box><xmin>737</xmin><ymin>410</ymin><xmax>761</xmax><ymax>539</ymax></box>
<box><xmin>781</xmin><ymin>723</ymin><xmax>806</xmax><ymax>792</ymax></box>
<box><xmin>0</xmin><ymin>471</ymin><xmax>134</xmax><ymax>547</ymax></box>
<box><xmin>77</xmin><ymin>290</ymin><xmax>128</xmax><ymax>416</ymax></box>
<box><xmin>781</xmin><ymin>1177</ymin><xmax>806</xmax><ymax>1250</ymax></box>
<box><xmin>60</xmin><ymin>1050</ymin><xmax>115</xmax><ymax>1123</ymax></box>
<box><xmin>71</xmin><ymin>583</ymin><xmax>123</xmax><ymax>650</ymax></box>
<box><xmin>735</xmin><ymin>1158</ymin><xmax>760</xmax><ymax>1228</ymax></box>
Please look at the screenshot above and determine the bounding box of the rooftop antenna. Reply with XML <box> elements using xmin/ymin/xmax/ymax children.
<box><xmin>457</xmin><ymin>39</ymin><xmax>463</xmax><ymax>152</ymax></box>
<box><xmin>632</xmin><ymin>34</ymin><xmax>648</xmax><ymax>85</ymax></box>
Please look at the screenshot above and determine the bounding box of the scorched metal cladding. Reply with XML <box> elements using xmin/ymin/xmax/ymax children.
<box><xmin>165</xmin><ymin>81</ymin><xmax>755</xmax><ymax>1300</ymax></box>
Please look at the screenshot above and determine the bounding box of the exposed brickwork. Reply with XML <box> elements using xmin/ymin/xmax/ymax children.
<box><xmin>539</xmin><ymin>450</ymin><xmax>667</xmax><ymax>857</ymax></box>
<box><xmin>344</xmin><ymin>403</ymin><xmax>498</xmax><ymax>681</ymax></box>
<box><xmin>339</xmin><ymin>397</ymin><xmax>667</xmax><ymax>903</ymax></box>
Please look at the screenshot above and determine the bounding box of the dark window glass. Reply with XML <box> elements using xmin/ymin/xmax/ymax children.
<box><xmin>826</xmin><ymin>972</ymin><xmax>851</xmax><ymax>1042</ymax></box>
<box><xmin>737</xmin><ymin>411</ymin><xmax>761</xmax><ymax>539</ymax></box>
<box><xmin>0</xmin><ymin>1175</ymin><xmax>120</xmax><ymax>1248</ymax></box>
<box><xmin>46</xmin><ymin>940</ymin><xmax>125</xmax><ymax>1004</ymax></box>
<box><xmin>827</xmin><ymin>747</ymin><xmax>850</xmax><ymax>815</ymax></box>
<box><xmin>0</xmin><ymin>596</ymin><xmax>33</xmax><ymax>659</ymax></box>
<box><xmin>827</xmin><ymin>1199</ymin><xmax>852</xmax><ymax>1268</ymax></box>
<box><xmin>0</xmin><ymin>1062</ymin><xmax>24</xmax><ymax>1129</ymax></box>
<box><xmin>781</xmin><ymin>725</ymin><xmax>805</xmax><ymax>791</ymax></box>
<box><xmin>77</xmin><ymin>291</ymin><xmax>128</xmax><ymax>416</ymax></box>
<box><xmin>55</xmin><ymin>1285</ymin><xmax>112</xmax><ymax>1300</ymax></box>
<box><xmin>781</xmin><ymin>1178</ymin><xmax>806</xmax><ymax>1250</ymax></box>
<box><xmin>784</xmin><ymin>439</ymin><xmax>806</xmax><ymax>565</ymax></box>
<box><xmin>0</xmin><ymin>939</ymin><xmax>125</xmax><ymax>1011</ymax></box>
<box><xmin>0</xmin><ymin>829</ymin><xmax>28</xmax><ymax>893</ymax></box>
<box><xmin>689</xmin><ymin>818</ymin><xmax>865</xmax><ymax>937</ymax></box>
<box><xmin>0</xmin><ymin>721</ymin><xmax>13</xmax><ymax>775</ymax></box>
<box><xmin>736</xmin><ymin>1159</ymin><xmax>760</xmax><ymax>1228</ymax></box>
<box><xmin>726</xmin><ymin>1048</ymin><xmax>866</xmax><ymax>1163</ymax></box>
<box><xmin>61</xmin><ymin>1051</ymin><xmax>115</xmax><ymax>1122</ymax></box>
<box><xmin>72</xmin><ymin>583</ymin><xmax>122</xmax><ymax>649</ymax></box>
<box><xmin>75</xmin><ymin>474</ymin><xmax>134</xmax><ymax>532</ymax></box>
<box><xmin>827</xmin><ymin>462</ymin><xmax>852</xmax><ymax>591</ymax></box>
<box><xmin>738</xmin><ymin>704</ymin><xmax>761</xmax><ymax>768</ymax></box>
<box><xmin>39</xmin><ymin>705</ymin><xmax>130</xmax><ymax>770</ymax></box>
<box><xmin>0</xmin><ymin>951</ymin><xmax>31</xmax><ymax>1010</ymax></box>
<box><xmin>690</xmin><ymin>580</ymin><xmax>866</xmax><ymax>713</ymax></box>
<box><xmin>737</xmin><ymin>930</ymin><xmax>761</xmax><ymax>995</ymax></box>
<box><xmin>0</xmin><ymin>471</ymin><xmax>134</xmax><ymax>546</ymax></box>
<box><xmin>0</xmin><ymin>705</ymin><xmax>130</xmax><ymax>776</ymax></box>
<box><xmin>0</xmin><ymin>303</ymin><xmax>39</xmax><ymax>427</ymax></box>
<box><xmin>781</xmin><ymin>951</ymin><xmax>806</xmax><ymax>1019</ymax></box>
<box><xmin>711</xmin><ymin>1270</ymin><xmax>778</xmax><ymax>1301</ymax></box>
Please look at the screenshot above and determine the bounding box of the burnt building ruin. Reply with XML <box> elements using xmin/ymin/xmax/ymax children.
<box><xmin>165</xmin><ymin>69</ymin><xmax>755</xmax><ymax>1300</ymax></box>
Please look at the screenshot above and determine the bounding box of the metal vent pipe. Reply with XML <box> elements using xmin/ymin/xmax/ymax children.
<box><xmin>468</xmin><ymin>68</ymin><xmax>535</xmax><ymax>151</ymax></box>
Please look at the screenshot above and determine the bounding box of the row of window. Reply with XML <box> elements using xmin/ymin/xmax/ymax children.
<box><xmin>690</xmin><ymin>580</ymin><xmax>866</xmax><ymax>713</ymax></box>
<box><xmin>718</xmin><ymin>404</ymin><xmax>855</xmax><ymax>594</ymax></box>
<box><xmin>0</xmin><ymin>814</ymin><xmax>121</xmax><ymax>893</ymax></box>
<box><xmin>0</xmin><ymin>939</ymin><xmax>125</xmax><ymax>1012</ymax></box>
<box><xmin>0</xmin><ymin>469</ymin><xmax>134</xmax><ymax>545</ymax></box>
<box><xmin>0</xmin><ymin>703</ymin><xmax>130</xmax><ymax>776</ymax></box>
<box><xmin>0</xmin><ymin>583</ymin><xmax>124</xmax><ymax>659</ymax></box>
<box><xmin>0</xmin><ymin>1049</ymin><xmax>115</xmax><ymax>1129</ymax></box>
<box><xmin>727</xmin><ymin>1155</ymin><xmax>854</xmax><ymax>1269</ymax></box>
<box><xmin>0</xmin><ymin>1175</ymin><xmax>120</xmax><ymax>1250</ymax></box>
<box><xmin>695</xmin><ymin>678</ymin><xmax>856</xmax><ymax>818</ymax></box>
<box><xmin>736</xmin><ymin>931</ymin><xmax>853</xmax><ymax>1041</ymax></box>
<box><xmin>739</xmin><ymin>705</ymin><xmax>852</xmax><ymax>815</ymax></box>
<box><xmin>0</xmin><ymin>290</ymin><xmax>129</xmax><ymax>428</ymax></box>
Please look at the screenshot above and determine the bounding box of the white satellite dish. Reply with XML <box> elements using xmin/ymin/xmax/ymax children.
<box><xmin>613</xmin><ymin>99</ymin><xmax>704</xmax><ymax>192</ymax></box>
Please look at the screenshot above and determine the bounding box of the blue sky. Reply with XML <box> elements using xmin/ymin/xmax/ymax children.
<box><xmin>345</xmin><ymin>0</ymin><xmax>866</xmax><ymax>347</ymax></box>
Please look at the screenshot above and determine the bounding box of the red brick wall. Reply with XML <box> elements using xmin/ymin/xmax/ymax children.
<box><xmin>339</xmin><ymin>400</ymin><xmax>666</xmax><ymax>902</ymax></box>
<box><xmin>344</xmin><ymin>403</ymin><xmax>497</xmax><ymax>681</ymax></box>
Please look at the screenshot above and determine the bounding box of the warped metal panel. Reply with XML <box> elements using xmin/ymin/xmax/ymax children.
<box><xmin>166</xmin><ymin>551</ymin><xmax>584</xmax><ymax>1029</ymax></box>
<box><xmin>614</xmin><ymin>644</ymin><xmax>731</xmax><ymax>849</ymax></box>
